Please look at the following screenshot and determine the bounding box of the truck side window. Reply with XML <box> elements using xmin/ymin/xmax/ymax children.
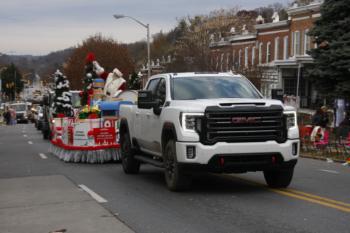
<box><xmin>155</xmin><ymin>79</ymin><xmax>166</xmax><ymax>105</ymax></box>
<box><xmin>146</xmin><ymin>79</ymin><xmax>160</xmax><ymax>93</ymax></box>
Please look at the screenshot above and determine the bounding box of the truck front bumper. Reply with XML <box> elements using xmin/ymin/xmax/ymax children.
<box><xmin>176</xmin><ymin>140</ymin><xmax>299</xmax><ymax>173</ymax></box>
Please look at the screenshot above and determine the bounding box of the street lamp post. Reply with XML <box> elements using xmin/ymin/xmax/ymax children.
<box><xmin>113</xmin><ymin>14</ymin><xmax>151</xmax><ymax>80</ymax></box>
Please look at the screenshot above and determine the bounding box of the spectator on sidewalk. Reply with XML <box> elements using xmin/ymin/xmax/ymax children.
<box><xmin>311</xmin><ymin>106</ymin><xmax>329</xmax><ymax>142</ymax></box>
<box><xmin>339</xmin><ymin>111</ymin><xmax>350</xmax><ymax>127</ymax></box>
<box><xmin>3</xmin><ymin>107</ymin><xmax>11</xmax><ymax>125</ymax></box>
<box><xmin>9</xmin><ymin>107</ymin><xmax>16</xmax><ymax>125</ymax></box>
<box><xmin>312</xmin><ymin>106</ymin><xmax>329</xmax><ymax>128</ymax></box>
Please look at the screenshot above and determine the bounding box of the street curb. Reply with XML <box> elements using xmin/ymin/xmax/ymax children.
<box><xmin>300</xmin><ymin>154</ymin><xmax>346</xmax><ymax>163</ymax></box>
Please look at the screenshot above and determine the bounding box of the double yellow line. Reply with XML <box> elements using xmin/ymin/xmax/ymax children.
<box><xmin>222</xmin><ymin>175</ymin><xmax>350</xmax><ymax>213</ymax></box>
<box><xmin>271</xmin><ymin>188</ymin><xmax>350</xmax><ymax>213</ymax></box>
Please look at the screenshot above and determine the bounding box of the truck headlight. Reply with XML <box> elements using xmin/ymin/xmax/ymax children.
<box><xmin>284</xmin><ymin>111</ymin><xmax>297</xmax><ymax>129</ymax></box>
<box><xmin>180</xmin><ymin>113</ymin><xmax>203</xmax><ymax>132</ymax></box>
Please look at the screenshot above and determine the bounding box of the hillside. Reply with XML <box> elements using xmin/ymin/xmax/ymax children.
<box><xmin>0</xmin><ymin>48</ymin><xmax>74</xmax><ymax>78</ymax></box>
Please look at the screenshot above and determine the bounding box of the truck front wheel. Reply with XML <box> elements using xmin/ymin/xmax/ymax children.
<box><xmin>263</xmin><ymin>168</ymin><xmax>294</xmax><ymax>188</ymax></box>
<box><xmin>164</xmin><ymin>140</ymin><xmax>191</xmax><ymax>191</ymax></box>
<box><xmin>120</xmin><ymin>131</ymin><xmax>140</xmax><ymax>174</ymax></box>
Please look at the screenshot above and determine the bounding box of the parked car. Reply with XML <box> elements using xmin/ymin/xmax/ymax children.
<box><xmin>33</xmin><ymin>105</ymin><xmax>44</xmax><ymax>130</ymax></box>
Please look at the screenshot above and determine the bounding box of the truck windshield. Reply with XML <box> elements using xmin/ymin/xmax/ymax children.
<box><xmin>172</xmin><ymin>76</ymin><xmax>261</xmax><ymax>100</ymax></box>
<box><xmin>11</xmin><ymin>104</ymin><xmax>26</xmax><ymax>111</ymax></box>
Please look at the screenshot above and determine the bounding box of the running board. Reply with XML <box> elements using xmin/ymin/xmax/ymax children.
<box><xmin>134</xmin><ymin>155</ymin><xmax>164</xmax><ymax>168</ymax></box>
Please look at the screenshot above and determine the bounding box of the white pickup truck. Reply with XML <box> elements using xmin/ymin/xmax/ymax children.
<box><xmin>119</xmin><ymin>72</ymin><xmax>299</xmax><ymax>191</ymax></box>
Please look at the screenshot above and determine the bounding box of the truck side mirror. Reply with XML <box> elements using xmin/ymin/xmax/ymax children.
<box><xmin>137</xmin><ymin>90</ymin><xmax>157</xmax><ymax>109</ymax></box>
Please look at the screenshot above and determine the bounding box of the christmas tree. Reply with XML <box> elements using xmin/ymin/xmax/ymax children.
<box><xmin>81</xmin><ymin>53</ymin><xmax>99</xmax><ymax>106</ymax></box>
<box><xmin>52</xmin><ymin>70</ymin><xmax>73</xmax><ymax>117</ymax></box>
<box><xmin>128</xmin><ymin>72</ymin><xmax>141</xmax><ymax>90</ymax></box>
<box><xmin>308</xmin><ymin>0</ymin><xmax>350</xmax><ymax>98</ymax></box>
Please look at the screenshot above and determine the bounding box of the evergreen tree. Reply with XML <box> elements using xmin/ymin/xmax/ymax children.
<box><xmin>52</xmin><ymin>70</ymin><xmax>73</xmax><ymax>117</ymax></box>
<box><xmin>127</xmin><ymin>72</ymin><xmax>141</xmax><ymax>90</ymax></box>
<box><xmin>308</xmin><ymin>0</ymin><xmax>350</xmax><ymax>98</ymax></box>
<box><xmin>0</xmin><ymin>64</ymin><xmax>24</xmax><ymax>101</ymax></box>
<box><xmin>81</xmin><ymin>53</ymin><xmax>98</xmax><ymax>106</ymax></box>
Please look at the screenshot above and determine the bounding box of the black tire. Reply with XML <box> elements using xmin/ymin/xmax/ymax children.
<box><xmin>264</xmin><ymin>168</ymin><xmax>294</xmax><ymax>188</ymax></box>
<box><xmin>163</xmin><ymin>139</ymin><xmax>191</xmax><ymax>191</ymax></box>
<box><xmin>120</xmin><ymin>131</ymin><xmax>140</xmax><ymax>174</ymax></box>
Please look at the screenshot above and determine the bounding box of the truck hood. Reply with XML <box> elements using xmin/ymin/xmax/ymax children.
<box><xmin>170</xmin><ymin>98</ymin><xmax>292</xmax><ymax>112</ymax></box>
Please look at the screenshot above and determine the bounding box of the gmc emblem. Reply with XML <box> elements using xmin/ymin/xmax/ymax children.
<box><xmin>231</xmin><ymin>117</ymin><xmax>260</xmax><ymax>124</ymax></box>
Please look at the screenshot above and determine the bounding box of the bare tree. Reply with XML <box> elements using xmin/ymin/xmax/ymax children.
<box><xmin>64</xmin><ymin>34</ymin><xmax>135</xmax><ymax>90</ymax></box>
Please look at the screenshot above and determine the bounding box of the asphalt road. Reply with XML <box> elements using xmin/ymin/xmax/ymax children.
<box><xmin>0</xmin><ymin>124</ymin><xmax>349</xmax><ymax>233</ymax></box>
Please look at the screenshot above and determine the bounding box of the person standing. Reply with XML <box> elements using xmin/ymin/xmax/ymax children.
<box><xmin>9</xmin><ymin>107</ymin><xmax>16</xmax><ymax>125</ymax></box>
<box><xmin>3</xmin><ymin>106</ymin><xmax>11</xmax><ymax>125</ymax></box>
<box><xmin>311</xmin><ymin>106</ymin><xmax>329</xmax><ymax>142</ymax></box>
<box><xmin>312</xmin><ymin>106</ymin><xmax>329</xmax><ymax>128</ymax></box>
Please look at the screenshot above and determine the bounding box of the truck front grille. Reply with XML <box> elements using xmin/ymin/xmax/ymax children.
<box><xmin>200</xmin><ymin>105</ymin><xmax>286</xmax><ymax>144</ymax></box>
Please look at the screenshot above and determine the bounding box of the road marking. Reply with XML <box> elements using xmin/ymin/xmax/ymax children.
<box><xmin>23</xmin><ymin>134</ymin><xmax>28</xmax><ymax>137</ymax></box>
<box><xmin>78</xmin><ymin>184</ymin><xmax>108</xmax><ymax>203</ymax></box>
<box><xmin>271</xmin><ymin>189</ymin><xmax>350</xmax><ymax>213</ymax></box>
<box><xmin>28</xmin><ymin>141</ymin><xmax>33</xmax><ymax>145</ymax></box>
<box><xmin>319</xmin><ymin>169</ymin><xmax>339</xmax><ymax>174</ymax></box>
<box><xmin>285</xmin><ymin>188</ymin><xmax>350</xmax><ymax>208</ymax></box>
<box><xmin>39</xmin><ymin>153</ymin><xmax>48</xmax><ymax>159</ymax></box>
<box><xmin>222</xmin><ymin>175</ymin><xmax>350</xmax><ymax>213</ymax></box>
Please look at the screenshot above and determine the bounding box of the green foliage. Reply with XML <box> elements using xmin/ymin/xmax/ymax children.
<box><xmin>0</xmin><ymin>63</ymin><xmax>24</xmax><ymax>101</ymax></box>
<box><xmin>81</xmin><ymin>61</ymin><xmax>97</xmax><ymax>106</ymax></box>
<box><xmin>52</xmin><ymin>70</ymin><xmax>73</xmax><ymax>117</ymax></box>
<box><xmin>127</xmin><ymin>72</ymin><xmax>141</xmax><ymax>90</ymax></box>
<box><xmin>308</xmin><ymin>0</ymin><xmax>350</xmax><ymax>98</ymax></box>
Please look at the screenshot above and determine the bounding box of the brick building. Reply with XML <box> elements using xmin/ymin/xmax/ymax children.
<box><xmin>209</xmin><ymin>0</ymin><xmax>323</xmax><ymax>108</ymax></box>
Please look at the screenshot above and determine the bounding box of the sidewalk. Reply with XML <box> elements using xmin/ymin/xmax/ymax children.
<box><xmin>0</xmin><ymin>175</ymin><xmax>135</xmax><ymax>233</ymax></box>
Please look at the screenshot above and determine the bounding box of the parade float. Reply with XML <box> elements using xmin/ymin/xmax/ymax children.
<box><xmin>49</xmin><ymin>53</ymin><xmax>136</xmax><ymax>163</ymax></box>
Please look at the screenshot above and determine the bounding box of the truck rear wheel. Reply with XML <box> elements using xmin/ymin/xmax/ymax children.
<box><xmin>263</xmin><ymin>168</ymin><xmax>294</xmax><ymax>188</ymax></box>
<box><xmin>120</xmin><ymin>131</ymin><xmax>140</xmax><ymax>174</ymax></box>
<box><xmin>164</xmin><ymin>139</ymin><xmax>191</xmax><ymax>191</ymax></box>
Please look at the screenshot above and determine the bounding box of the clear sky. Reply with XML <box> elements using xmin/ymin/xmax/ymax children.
<box><xmin>0</xmin><ymin>0</ymin><xmax>289</xmax><ymax>55</ymax></box>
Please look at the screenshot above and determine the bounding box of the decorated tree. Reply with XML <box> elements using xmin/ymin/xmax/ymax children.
<box><xmin>308</xmin><ymin>0</ymin><xmax>350</xmax><ymax>98</ymax></box>
<box><xmin>52</xmin><ymin>70</ymin><xmax>73</xmax><ymax>117</ymax></box>
<box><xmin>80</xmin><ymin>53</ymin><xmax>99</xmax><ymax>106</ymax></box>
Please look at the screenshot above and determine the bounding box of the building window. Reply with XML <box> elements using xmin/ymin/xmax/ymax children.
<box><xmin>232</xmin><ymin>50</ymin><xmax>236</xmax><ymax>69</ymax></box>
<box><xmin>266</xmin><ymin>42</ymin><xmax>271</xmax><ymax>63</ymax></box>
<box><xmin>293</xmin><ymin>31</ymin><xmax>301</xmax><ymax>56</ymax></box>
<box><xmin>216</xmin><ymin>55</ymin><xmax>219</xmax><ymax>70</ymax></box>
<box><xmin>283</xmin><ymin>36</ymin><xmax>289</xmax><ymax>60</ymax></box>
<box><xmin>220</xmin><ymin>53</ymin><xmax>224</xmax><ymax>71</ymax></box>
<box><xmin>244</xmin><ymin>47</ymin><xmax>248</xmax><ymax>67</ymax></box>
<box><xmin>238</xmin><ymin>49</ymin><xmax>242</xmax><ymax>67</ymax></box>
<box><xmin>274</xmin><ymin>37</ymin><xmax>279</xmax><ymax>60</ymax></box>
<box><xmin>252</xmin><ymin>47</ymin><xmax>255</xmax><ymax>66</ymax></box>
<box><xmin>304</xmin><ymin>29</ymin><xmax>310</xmax><ymax>55</ymax></box>
<box><xmin>226</xmin><ymin>52</ymin><xmax>230</xmax><ymax>71</ymax></box>
<box><xmin>258</xmin><ymin>43</ymin><xmax>263</xmax><ymax>64</ymax></box>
